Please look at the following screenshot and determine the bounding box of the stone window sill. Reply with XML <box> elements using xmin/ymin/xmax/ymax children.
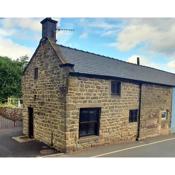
<box><xmin>78</xmin><ymin>135</ymin><xmax>99</xmax><ymax>144</ymax></box>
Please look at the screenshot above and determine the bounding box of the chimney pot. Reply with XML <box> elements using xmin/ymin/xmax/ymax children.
<box><xmin>137</xmin><ymin>57</ymin><xmax>140</xmax><ymax>65</ymax></box>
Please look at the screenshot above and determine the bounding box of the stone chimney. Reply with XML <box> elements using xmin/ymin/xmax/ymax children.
<box><xmin>40</xmin><ymin>18</ymin><xmax>57</xmax><ymax>42</ymax></box>
<box><xmin>137</xmin><ymin>57</ymin><xmax>140</xmax><ymax>65</ymax></box>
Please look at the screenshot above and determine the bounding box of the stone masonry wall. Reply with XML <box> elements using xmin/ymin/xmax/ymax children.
<box><xmin>22</xmin><ymin>40</ymin><xmax>68</xmax><ymax>152</ymax></box>
<box><xmin>65</xmin><ymin>76</ymin><xmax>173</xmax><ymax>152</ymax></box>
<box><xmin>0</xmin><ymin>107</ymin><xmax>22</xmax><ymax>121</ymax></box>
<box><xmin>140</xmin><ymin>84</ymin><xmax>172</xmax><ymax>139</ymax></box>
<box><xmin>65</xmin><ymin>76</ymin><xmax>140</xmax><ymax>152</ymax></box>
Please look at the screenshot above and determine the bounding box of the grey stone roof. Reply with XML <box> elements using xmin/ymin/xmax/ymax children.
<box><xmin>53</xmin><ymin>43</ymin><xmax>175</xmax><ymax>86</ymax></box>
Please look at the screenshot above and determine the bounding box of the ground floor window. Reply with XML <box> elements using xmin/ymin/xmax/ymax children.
<box><xmin>79</xmin><ymin>108</ymin><xmax>101</xmax><ymax>137</ymax></box>
<box><xmin>129</xmin><ymin>109</ymin><xmax>138</xmax><ymax>123</ymax></box>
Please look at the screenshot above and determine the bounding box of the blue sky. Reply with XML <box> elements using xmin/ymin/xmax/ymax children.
<box><xmin>0</xmin><ymin>18</ymin><xmax>175</xmax><ymax>73</ymax></box>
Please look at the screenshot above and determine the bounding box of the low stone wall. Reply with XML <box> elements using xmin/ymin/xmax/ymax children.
<box><xmin>0</xmin><ymin>107</ymin><xmax>22</xmax><ymax>121</ymax></box>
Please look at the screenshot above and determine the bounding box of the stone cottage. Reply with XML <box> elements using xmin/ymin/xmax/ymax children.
<box><xmin>22</xmin><ymin>18</ymin><xmax>175</xmax><ymax>152</ymax></box>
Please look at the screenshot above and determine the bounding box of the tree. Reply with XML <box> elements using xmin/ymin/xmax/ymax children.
<box><xmin>0</xmin><ymin>55</ymin><xmax>29</xmax><ymax>103</ymax></box>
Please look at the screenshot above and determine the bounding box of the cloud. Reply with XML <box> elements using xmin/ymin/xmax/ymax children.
<box><xmin>79</xmin><ymin>32</ymin><xmax>88</xmax><ymax>39</ymax></box>
<box><xmin>86</xmin><ymin>20</ymin><xmax>117</xmax><ymax>30</ymax></box>
<box><xmin>79</xmin><ymin>18</ymin><xmax>117</xmax><ymax>30</ymax></box>
<box><xmin>2</xmin><ymin>18</ymin><xmax>42</xmax><ymax>32</ymax></box>
<box><xmin>116</xmin><ymin>18</ymin><xmax>175</xmax><ymax>56</ymax></box>
<box><xmin>0</xmin><ymin>28</ymin><xmax>15</xmax><ymax>37</ymax></box>
<box><xmin>56</xmin><ymin>30</ymin><xmax>73</xmax><ymax>45</ymax></box>
<box><xmin>1</xmin><ymin>17</ymin><xmax>60</xmax><ymax>32</ymax></box>
<box><xmin>127</xmin><ymin>55</ymin><xmax>175</xmax><ymax>73</ymax></box>
<box><xmin>101</xmin><ymin>30</ymin><xmax>117</xmax><ymax>37</ymax></box>
<box><xmin>127</xmin><ymin>55</ymin><xmax>161</xmax><ymax>69</ymax></box>
<box><xmin>167</xmin><ymin>60</ymin><xmax>175</xmax><ymax>68</ymax></box>
<box><xmin>0</xmin><ymin>37</ymin><xmax>34</xmax><ymax>59</ymax></box>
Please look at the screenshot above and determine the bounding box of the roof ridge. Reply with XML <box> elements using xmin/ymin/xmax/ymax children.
<box><xmin>57</xmin><ymin>44</ymin><xmax>175</xmax><ymax>76</ymax></box>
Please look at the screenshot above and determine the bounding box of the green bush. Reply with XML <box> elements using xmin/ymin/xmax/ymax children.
<box><xmin>0</xmin><ymin>55</ymin><xmax>28</xmax><ymax>103</ymax></box>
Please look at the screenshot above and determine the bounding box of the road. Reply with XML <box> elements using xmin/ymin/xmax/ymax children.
<box><xmin>0</xmin><ymin>126</ymin><xmax>52</xmax><ymax>157</ymax></box>
<box><xmin>48</xmin><ymin>134</ymin><xmax>175</xmax><ymax>157</ymax></box>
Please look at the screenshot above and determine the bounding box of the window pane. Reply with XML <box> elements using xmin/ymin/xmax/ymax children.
<box><xmin>111</xmin><ymin>81</ymin><xmax>121</xmax><ymax>95</ymax></box>
<box><xmin>79</xmin><ymin>108</ymin><xmax>100</xmax><ymax>137</ymax></box>
<box><xmin>129</xmin><ymin>109</ymin><xmax>138</xmax><ymax>123</ymax></box>
<box><xmin>89</xmin><ymin>109</ymin><xmax>98</xmax><ymax>121</ymax></box>
<box><xmin>80</xmin><ymin>110</ymin><xmax>89</xmax><ymax>122</ymax></box>
<box><xmin>88</xmin><ymin>123</ymin><xmax>96</xmax><ymax>135</ymax></box>
<box><xmin>79</xmin><ymin>123</ymin><xmax>88</xmax><ymax>137</ymax></box>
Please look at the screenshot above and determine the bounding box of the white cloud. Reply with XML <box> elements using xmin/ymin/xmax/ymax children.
<box><xmin>127</xmin><ymin>55</ymin><xmax>161</xmax><ymax>69</ymax></box>
<box><xmin>80</xmin><ymin>32</ymin><xmax>88</xmax><ymax>39</ymax></box>
<box><xmin>79</xmin><ymin>18</ymin><xmax>117</xmax><ymax>30</ymax></box>
<box><xmin>167</xmin><ymin>60</ymin><xmax>175</xmax><ymax>68</ymax></box>
<box><xmin>127</xmin><ymin>55</ymin><xmax>175</xmax><ymax>73</ymax></box>
<box><xmin>2</xmin><ymin>18</ymin><xmax>42</xmax><ymax>32</ymax></box>
<box><xmin>87</xmin><ymin>20</ymin><xmax>117</xmax><ymax>30</ymax></box>
<box><xmin>0</xmin><ymin>37</ymin><xmax>34</xmax><ymax>59</ymax></box>
<box><xmin>116</xmin><ymin>18</ymin><xmax>175</xmax><ymax>56</ymax></box>
<box><xmin>0</xmin><ymin>28</ymin><xmax>15</xmax><ymax>37</ymax></box>
<box><xmin>56</xmin><ymin>30</ymin><xmax>73</xmax><ymax>45</ymax></box>
<box><xmin>101</xmin><ymin>30</ymin><xmax>117</xmax><ymax>37</ymax></box>
<box><xmin>2</xmin><ymin>18</ymin><xmax>60</xmax><ymax>32</ymax></box>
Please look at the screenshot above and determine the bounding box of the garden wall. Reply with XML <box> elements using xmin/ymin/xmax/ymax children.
<box><xmin>0</xmin><ymin>107</ymin><xmax>22</xmax><ymax>121</ymax></box>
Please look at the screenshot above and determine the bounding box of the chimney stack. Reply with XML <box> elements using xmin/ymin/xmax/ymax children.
<box><xmin>40</xmin><ymin>18</ymin><xmax>57</xmax><ymax>42</ymax></box>
<box><xmin>137</xmin><ymin>57</ymin><xmax>140</xmax><ymax>65</ymax></box>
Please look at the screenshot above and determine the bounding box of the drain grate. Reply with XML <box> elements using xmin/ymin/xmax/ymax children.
<box><xmin>40</xmin><ymin>148</ymin><xmax>57</xmax><ymax>155</ymax></box>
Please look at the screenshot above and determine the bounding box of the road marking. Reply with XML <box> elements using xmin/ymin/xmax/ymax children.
<box><xmin>91</xmin><ymin>137</ymin><xmax>175</xmax><ymax>157</ymax></box>
<box><xmin>40</xmin><ymin>153</ymin><xmax>64</xmax><ymax>158</ymax></box>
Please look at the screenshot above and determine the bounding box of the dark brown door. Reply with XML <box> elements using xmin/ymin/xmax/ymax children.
<box><xmin>28</xmin><ymin>107</ymin><xmax>34</xmax><ymax>138</ymax></box>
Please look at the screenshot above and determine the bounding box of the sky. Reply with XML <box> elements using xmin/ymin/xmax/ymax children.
<box><xmin>0</xmin><ymin>18</ymin><xmax>175</xmax><ymax>73</ymax></box>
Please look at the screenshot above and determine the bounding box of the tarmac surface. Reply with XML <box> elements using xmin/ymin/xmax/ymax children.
<box><xmin>49</xmin><ymin>133</ymin><xmax>175</xmax><ymax>157</ymax></box>
<box><xmin>0</xmin><ymin>127</ymin><xmax>52</xmax><ymax>157</ymax></box>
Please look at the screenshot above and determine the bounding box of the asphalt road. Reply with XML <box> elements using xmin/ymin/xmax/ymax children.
<box><xmin>0</xmin><ymin>127</ymin><xmax>50</xmax><ymax>157</ymax></box>
<box><xmin>53</xmin><ymin>134</ymin><xmax>175</xmax><ymax>157</ymax></box>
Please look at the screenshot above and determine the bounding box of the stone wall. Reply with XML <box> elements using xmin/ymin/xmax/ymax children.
<box><xmin>0</xmin><ymin>107</ymin><xmax>22</xmax><ymax>121</ymax></box>
<box><xmin>65</xmin><ymin>76</ymin><xmax>140</xmax><ymax>152</ymax></box>
<box><xmin>22</xmin><ymin>40</ymin><xmax>68</xmax><ymax>152</ymax></box>
<box><xmin>65</xmin><ymin>76</ymin><xmax>173</xmax><ymax>152</ymax></box>
<box><xmin>140</xmin><ymin>84</ymin><xmax>172</xmax><ymax>139</ymax></box>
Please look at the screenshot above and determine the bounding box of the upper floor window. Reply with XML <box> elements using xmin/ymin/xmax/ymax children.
<box><xmin>111</xmin><ymin>81</ymin><xmax>121</xmax><ymax>95</ymax></box>
<box><xmin>34</xmin><ymin>68</ymin><xmax>38</xmax><ymax>80</ymax></box>
<box><xmin>129</xmin><ymin>109</ymin><xmax>138</xmax><ymax>123</ymax></box>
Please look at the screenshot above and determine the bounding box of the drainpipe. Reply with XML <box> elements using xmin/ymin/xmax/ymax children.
<box><xmin>136</xmin><ymin>83</ymin><xmax>142</xmax><ymax>141</ymax></box>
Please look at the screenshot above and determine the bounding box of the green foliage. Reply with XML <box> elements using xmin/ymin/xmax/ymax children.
<box><xmin>0</xmin><ymin>55</ymin><xmax>29</xmax><ymax>103</ymax></box>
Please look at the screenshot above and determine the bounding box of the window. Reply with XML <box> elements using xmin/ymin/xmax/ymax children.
<box><xmin>111</xmin><ymin>81</ymin><xmax>121</xmax><ymax>95</ymax></box>
<box><xmin>129</xmin><ymin>109</ymin><xmax>138</xmax><ymax>123</ymax></box>
<box><xmin>161</xmin><ymin>111</ymin><xmax>168</xmax><ymax>120</ymax></box>
<box><xmin>34</xmin><ymin>68</ymin><xmax>38</xmax><ymax>80</ymax></box>
<box><xmin>79</xmin><ymin>108</ymin><xmax>101</xmax><ymax>137</ymax></box>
